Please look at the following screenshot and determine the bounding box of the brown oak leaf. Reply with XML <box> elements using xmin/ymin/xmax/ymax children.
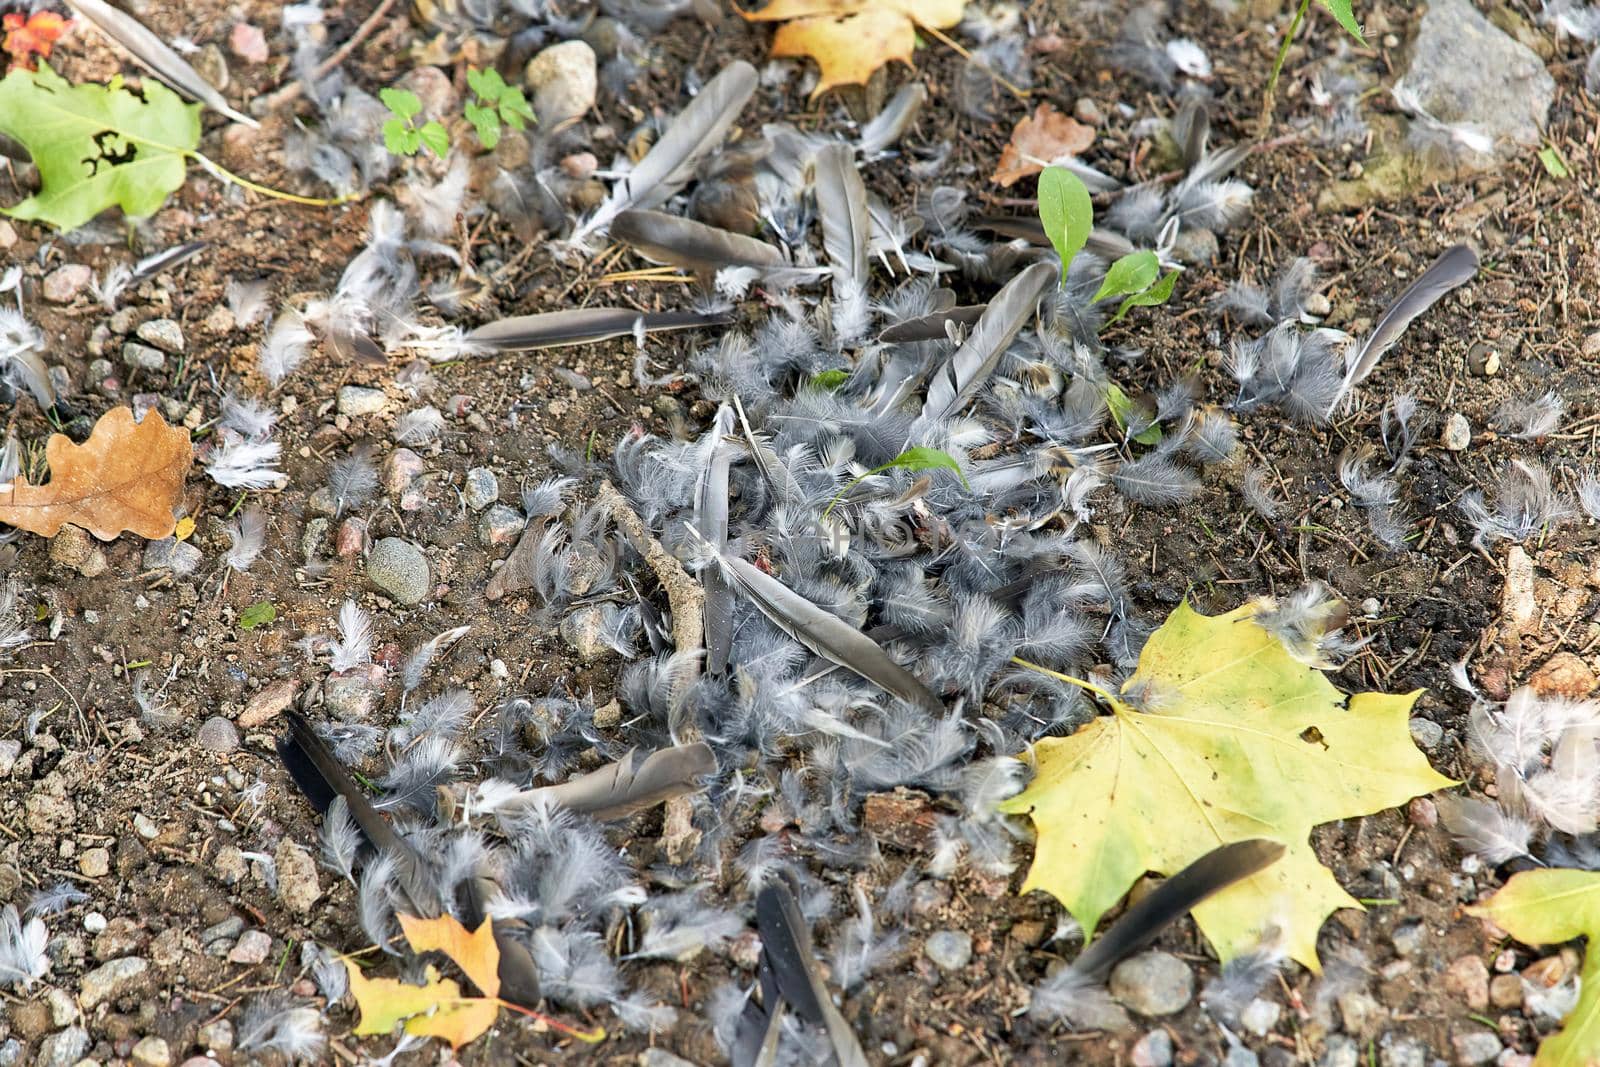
<box><xmin>991</xmin><ymin>103</ymin><xmax>1095</xmax><ymax>188</ymax></box>
<box><xmin>0</xmin><ymin>406</ymin><xmax>191</xmax><ymax>540</ymax></box>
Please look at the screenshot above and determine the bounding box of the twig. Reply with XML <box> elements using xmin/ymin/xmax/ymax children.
<box><xmin>256</xmin><ymin>0</ymin><xmax>401</xmax><ymax>112</ymax></box>
<box><xmin>595</xmin><ymin>480</ymin><xmax>704</xmax><ymax>666</ymax></box>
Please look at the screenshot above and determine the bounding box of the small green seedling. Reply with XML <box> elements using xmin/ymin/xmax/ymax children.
<box><xmin>464</xmin><ymin>67</ymin><xmax>535</xmax><ymax>150</ymax></box>
<box><xmin>1538</xmin><ymin>145</ymin><xmax>1570</xmax><ymax>180</ymax></box>
<box><xmin>380</xmin><ymin>88</ymin><xmax>449</xmax><ymax>159</ymax></box>
<box><xmin>1104</xmin><ymin>383</ymin><xmax>1164</xmax><ymax>446</ymax></box>
<box><xmin>809</xmin><ymin>368</ymin><xmax>850</xmax><ymax>391</ymax></box>
<box><xmin>824</xmin><ymin>447</ymin><xmax>969</xmax><ymax>519</ymax></box>
<box><xmin>239</xmin><ymin>601</ymin><xmax>277</xmax><ymax>631</ymax></box>
<box><xmin>1037</xmin><ymin>166</ymin><xmax>1094</xmax><ymax>285</ymax></box>
<box><xmin>1094</xmin><ymin>250</ymin><xmax>1179</xmax><ymax>326</ymax></box>
<box><xmin>1268</xmin><ymin>0</ymin><xmax>1365</xmax><ymax>94</ymax></box>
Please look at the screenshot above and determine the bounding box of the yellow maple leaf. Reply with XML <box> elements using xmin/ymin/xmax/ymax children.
<box><xmin>739</xmin><ymin>0</ymin><xmax>965</xmax><ymax>97</ymax></box>
<box><xmin>344</xmin><ymin>963</ymin><xmax>500</xmax><ymax>1049</ymax></box>
<box><xmin>1469</xmin><ymin>869</ymin><xmax>1600</xmax><ymax>1066</ymax></box>
<box><xmin>999</xmin><ymin>599</ymin><xmax>1454</xmax><ymax>970</ymax></box>
<box><xmin>399</xmin><ymin>913</ymin><xmax>501</xmax><ymax>999</ymax></box>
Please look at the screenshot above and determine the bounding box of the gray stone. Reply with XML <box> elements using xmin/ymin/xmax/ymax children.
<box><xmin>302</xmin><ymin>517</ymin><xmax>330</xmax><ymax>560</ymax></box>
<box><xmin>201</xmin><ymin>917</ymin><xmax>244</xmax><ymax>948</ymax></box>
<box><xmin>1441</xmin><ymin>412</ymin><xmax>1471</xmax><ymax>451</ymax></box>
<box><xmin>274</xmin><ymin>840</ymin><xmax>321</xmax><ymax>915</ymax></box>
<box><xmin>228</xmin><ymin>930</ymin><xmax>272</xmax><ymax>965</ymax></box>
<box><xmin>196</xmin><ymin>1020</ymin><xmax>233</xmax><ymax>1052</ymax></box>
<box><xmin>1378</xmin><ymin>1033</ymin><xmax>1426</xmax><ymax>1067</ymax></box>
<box><xmin>79</xmin><ymin>957</ymin><xmax>148</xmax><ymax>1008</ymax></box>
<box><xmin>78</xmin><ymin>847</ymin><xmax>110</xmax><ymax>878</ymax></box>
<box><xmin>639</xmin><ymin>1053</ymin><xmax>697</xmax><ymax>1067</ymax></box>
<box><xmin>196</xmin><ymin>717</ymin><xmax>239</xmax><ymax>754</ymax></box>
<box><xmin>1240</xmin><ymin>996</ymin><xmax>1281</xmax><ymax>1037</ymax></box>
<box><xmin>524</xmin><ymin>40</ymin><xmax>598</xmax><ymax>125</ymax></box>
<box><xmin>1409</xmin><ymin>718</ymin><xmax>1444</xmax><ymax>754</ymax></box>
<box><xmin>367</xmin><ymin>538</ymin><xmax>430</xmax><ymax>605</ymax></box>
<box><xmin>1401</xmin><ymin>0</ymin><xmax>1554</xmax><ymax>164</ymax></box>
<box><xmin>44</xmin><ymin>989</ymin><xmax>76</xmax><ymax>1027</ymax></box>
<box><xmin>82</xmin><ymin>912</ymin><xmax>106</xmax><ymax>934</ymax></box>
<box><xmin>1450</xmin><ymin>1031</ymin><xmax>1501</xmax><ymax>1066</ymax></box>
<box><xmin>0</xmin><ymin>1038</ymin><xmax>20</xmax><ymax>1067</ymax></box>
<box><xmin>33</xmin><ymin>1027</ymin><xmax>89</xmax><ymax>1067</ymax></box>
<box><xmin>336</xmin><ymin>385</ymin><xmax>388</xmax><ymax>417</ymax></box>
<box><xmin>214</xmin><ymin>847</ymin><xmax>247</xmax><ymax>886</ymax></box>
<box><xmin>1109</xmin><ymin>951</ymin><xmax>1194</xmax><ymax>1016</ymax></box>
<box><xmin>0</xmin><ymin>739</ymin><xmax>15</xmax><ymax>776</ymax></box>
<box><xmin>132</xmin><ymin>812</ymin><xmax>159</xmax><ymax>839</ymax></box>
<box><xmin>1223</xmin><ymin>1047</ymin><xmax>1259</xmax><ymax>1067</ymax></box>
<box><xmin>1339</xmin><ymin>990</ymin><xmax>1381</xmax><ymax>1036</ymax></box>
<box><xmin>324</xmin><ymin>668</ymin><xmax>383</xmax><ymax>720</ymax></box>
<box><xmin>135</xmin><ymin>319</ymin><xmax>185</xmax><ymax>354</ymax></box>
<box><xmin>1130</xmin><ymin>1028</ymin><xmax>1173</xmax><ymax>1067</ymax></box>
<box><xmin>131</xmin><ymin>1036</ymin><xmax>172</xmax><ymax>1067</ymax></box>
<box><xmin>923</xmin><ymin>930</ymin><xmax>972</xmax><ymax>971</ymax></box>
<box><xmin>464</xmin><ymin>467</ymin><xmax>499</xmax><ymax>510</ymax></box>
<box><xmin>479</xmin><ymin>504</ymin><xmax>526</xmax><ymax>547</ymax></box>
<box><xmin>560</xmin><ymin>604</ymin><xmax>615</xmax><ymax>662</ymax></box>
<box><xmin>121</xmin><ymin>342</ymin><xmax>166</xmax><ymax>371</ymax></box>
<box><xmin>1171</xmin><ymin>226</ymin><xmax>1218</xmax><ymax>266</ymax></box>
<box><xmin>143</xmin><ymin>537</ymin><xmax>201</xmax><ymax>576</ymax></box>
<box><xmin>42</xmin><ymin>265</ymin><xmax>91</xmax><ymax>304</ymax></box>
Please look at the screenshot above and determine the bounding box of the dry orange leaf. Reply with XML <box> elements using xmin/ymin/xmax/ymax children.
<box><xmin>991</xmin><ymin>103</ymin><xmax>1095</xmax><ymax>187</ymax></box>
<box><xmin>399</xmin><ymin>913</ymin><xmax>501</xmax><ymax>999</ymax></box>
<box><xmin>740</xmin><ymin>0</ymin><xmax>965</xmax><ymax>97</ymax></box>
<box><xmin>344</xmin><ymin>962</ymin><xmax>500</xmax><ymax>1049</ymax></box>
<box><xmin>0</xmin><ymin>406</ymin><xmax>190</xmax><ymax>540</ymax></box>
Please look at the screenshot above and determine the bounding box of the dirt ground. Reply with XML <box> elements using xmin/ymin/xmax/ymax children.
<box><xmin>1</xmin><ymin>0</ymin><xmax>1598</xmax><ymax>1064</ymax></box>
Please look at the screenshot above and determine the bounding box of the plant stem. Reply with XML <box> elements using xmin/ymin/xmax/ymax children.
<box><xmin>1266</xmin><ymin>0</ymin><xmax>1313</xmax><ymax>97</ymax></box>
<box><xmin>1010</xmin><ymin>657</ymin><xmax>1122</xmax><ymax>705</ymax></box>
<box><xmin>190</xmin><ymin>152</ymin><xmax>357</xmax><ymax>208</ymax></box>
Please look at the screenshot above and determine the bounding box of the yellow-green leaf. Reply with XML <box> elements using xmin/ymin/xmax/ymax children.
<box><xmin>1469</xmin><ymin>869</ymin><xmax>1600</xmax><ymax>1066</ymax></box>
<box><xmin>1000</xmin><ymin>599</ymin><xmax>1454</xmax><ymax>970</ymax></box>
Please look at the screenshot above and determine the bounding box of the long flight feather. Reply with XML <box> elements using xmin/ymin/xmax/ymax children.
<box><xmin>698</xmin><ymin>406</ymin><xmax>737</xmax><ymax>675</ymax></box>
<box><xmin>467</xmin><ymin>308</ymin><xmax>730</xmax><ymax>352</ymax></box>
<box><xmin>612</xmin><ymin>210</ymin><xmax>787</xmax><ymax>273</ymax></box>
<box><xmin>1329</xmin><ymin>244</ymin><xmax>1478</xmax><ymax>414</ymax></box>
<box><xmin>814</xmin><ymin>143</ymin><xmax>870</xmax><ymax>292</ymax></box>
<box><xmin>490</xmin><ymin>743</ymin><xmax>717</xmax><ymax>821</ymax></box>
<box><xmin>717</xmin><ymin>549</ymin><xmax>941</xmax><ymax>712</ymax></box>
<box><xmin>920</xmin><ymin>261</ymin><xmax>1055</xmax><ymax>422</ymax></box>
<box><xmin>572</xmin><ymin>61</ymin><xmax>757</xmax><ymax>243</ymax></box>
<box><xmin>857</xmin><ymin>83</ymin><xmax>926</xmax><ymax>159</ymax></box>
<box><xmin>756</xmin><ymin>877</ymin><xmax>869</xmax><ymax>1067</ymax></box>
<box><xmin>64</xmin><ymin>0</ymin><xmax>258</xmax><ymax>127</ymax></box>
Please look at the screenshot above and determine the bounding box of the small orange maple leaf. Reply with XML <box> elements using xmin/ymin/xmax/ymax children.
<box><xmin>3</xmin><ymin>11</ymin><xmax>71</xmax><ymax>71</ymax></box>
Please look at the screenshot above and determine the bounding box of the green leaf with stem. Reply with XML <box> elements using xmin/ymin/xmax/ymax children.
<box><xmin>1036</xmin><ymin>166</ymin><xmax>1093</xmax><ymax>285</ymax></box>
<box><xmin>823</xmin><ymin>447</ymin><xmax>969</xmax><ymax>519</ymax></box>
<box><xmin>1104</xmin><ymin>383</ymin><xmax>1163</xmax><ymax>445</ymax></box>
<box><xmin>1093</xmin><ymin>250</ymin><xmax>1161</xmax><ymax>304</ymax></box>
<box><xmin>417</xmin><ymin>121</ymin><xmax>450</xmax><ymax>159</ymax></box>
<box><xmin>498</xmin><ymin>87</ymin><xmax>533</xmax><ymax>131</ymax></box>
<box><xmin>380</xmin><ymin>87</ymin><xmax>422</xmax><ymax>121</ymax></box>
<box><xmin>467</xmin><ymin>67</ymin><xmax>506</xmax><ymax>104</ymax></box>
<box><xmin>1109</xmin><ymin>269</ymin><xmax>1178</xmax><ymax>325</ymax></box>
<box><xmin>239</xmin><ymin>601</ymin><xmax>277</xmax><ymax>631</ymax></box>
<box><xmin>465</xmin><ymin>101</ymin><xmax>500</xmax><ymax>149</ymax></box>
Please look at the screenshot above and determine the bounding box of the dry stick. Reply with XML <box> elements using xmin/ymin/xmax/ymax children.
<box><xmin>256</xmin><ymin>0</ymin><xmax>402</xmax><ymax>111</ymax></box>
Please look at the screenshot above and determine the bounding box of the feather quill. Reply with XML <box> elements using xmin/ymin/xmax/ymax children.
<box><xmin>467</xmin><ymin>308</ymin><xmax>730</xmax><ymax>352</ymax></box>
<box><xmin>921</xmin><ymin>262</ymin><xmax>1055</xmax><ymax>422</ymax></box>
<box><xmin>1330</xmin><ymin>244</ymin><xmax>1478</xmax><ymax>413</ymax></box>
<box><xmin>878</xmin><ymin>304</ymin><xmax>988</xmax><ymax>343</ymax></box>
<box><xmin>64</xmin><ymin>0</ymin><xmax>258</xmax><ymax>126</ymax></box>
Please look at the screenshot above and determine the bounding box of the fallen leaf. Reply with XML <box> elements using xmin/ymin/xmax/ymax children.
<box><xmin>173</xmin><ymin>515</ymin><xmax>195</xmax><ymax>540</ymax></box>
<box><xmin>0</xmin><ymin>406</ymin><xmax>191</xmax><ymax>540</ymax></box>
<box><xmin>2</xmin><ymin>11</ymin><xmax>70</xmax><ymax>71</ymax></box>
<box><xmin>1468</xmin><ymin>869</ymin><xmax>1600</xmax><ymax>1066</ymax></box>
<box><xmin>991</xmin><ymin>103</ymin><xmax>1094</xmax><ymax>187</ymax></box>
<box><xmin>739</xmin><ymin>0</ymin><xmax>965</xmax><ymax>98</ymax></box>
<box><xmin>344</xmin><ymin>962</ymin><xmax>500</xmax><ymax>1049</ymax></box>
<box><xmin>999</xmin><ymin>599</ymin><xmax>1453</xmax><ymax>969</ymax></box>
<box><xmin>399</xmin><ymin>913</ymin><xmax>501</xmax><ymax>999</ymax></box>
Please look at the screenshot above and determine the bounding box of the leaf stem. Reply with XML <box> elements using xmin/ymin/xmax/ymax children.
<box><xmin>190</xmin><ymin>151</ymin><xmax>358</xmax><ymax>208</ymax></box>
<box><xmin>1265</xmin><ymin>0</ymin><xmax>1313</xmax><ymax>99</ymax></box>
<box><xmin>1011</xmin><ymin>656</ymin><xmax>1121</xmax><ymax>705</ymax></box>
<box><xmin>494</xmin><ymin>1000</ymin><xmax>606</xmax><ymax>1042</ymax></box>
<box><xmin>918</xmin><ymin>23</ymin><xmax>1030</xmax><ymax>100</ymax></box>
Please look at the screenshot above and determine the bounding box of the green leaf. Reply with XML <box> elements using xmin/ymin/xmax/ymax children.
<box><xmin>1092</xmin><ymin>250</ymin><xmax>1161</xmax><ymax>304</ymax></box>
<box><xmin>810</xmin><ymin>369</ymin><xmax>850</xmax><ymax>390</ymax></box>
<box><xmin>1539</xmin><ymin>146</ymin><xmax>1570</xmax><ymax>179</ymax></box>
<box><xmin>0</xmin><ymin>63</ymin><xmax>199</xmax><ymax>232</ymax></box>
<box><xmin>417</xmin><ymin>120</ymin><xmax>450</xmax><ymax>159</ymax></box>
<box><xmin>880</xmin><ymin>446</ymin><xmax>969</xmax><ymax>487</ymax></box>
<box><xmin>1110</xmin><ymin>269</ymin><xmax>1179</xmax><ymax>325</ymax></box>
<box><xmin>379</xmin><ymin>87</ymin><xmax>422</xmax><ymax>120</ymax></box>
<box><xmin>465</xmin><ymin>101</ymin><xmax>500</xmax><ymax>150</ymax></box>
<box><xmin>382</xmin><ymin>117</ymin><xmax>413</xmax><ymax>156</ymax></box>
<box><xmin>1036</xmin><ymin>166</ymin><xmax>1093</xmax><ymax>284</ymax></box>
<box><xmin>498</xmin><ymin>87</ymin><xmax>534</xmax><ymax>131</ymax></box>
<box><xmin>1104</xmin><ymin>383</ymin><xmax>1162</xmax><ymax>444</ymax></box>
<box><xmin>239</xmin><ymin>601</ymin><xmax>277</xmax><ymax>631</ymax></box>
<box><xmin>1316</xmin><ymin>0</ymin><xmax>1365</xmax><ymax>43</ymax></box>
<box><xmin>466</xmin><ymin>66</ymin><xmax>505</xmax><ymax>104</ymax></box>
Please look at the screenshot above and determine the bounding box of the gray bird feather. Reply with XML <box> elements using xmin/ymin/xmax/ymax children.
<box><xmin>815</xmin><ymin>143</ymin><xmax>870</xmax><ymax>292</ymax></box>
<box><xmin>755</xmin><ymin>877</ymin><xmax>869</xmax><ymax>1067</ymax></box>
<box><xmin>716</xmin><ymin>549</ymin><xmax>942</xmax><ymax>712</ymax></box>
<box><xmin>698</xmin><ymin>406</ymin><xmax>737</xmax><ymax>675</ymax></box>
<box><xmin>878</xmin><ymin>304</ymin><xmax>988</xmax><ymax>344</ymax></box>
<box><xmin>64</xmin><ymin>0</ymin><xmax>258</xmax><ymax>127</ymax></box>
<box><xmin>857</xmin><ymin>83</ymin><xmax>926</xmax><ymax>159</ymax></box>
<box><xmin>612</xmin><ymin>210</ymin><xmax>787</xmax><ymax>273</ymax></box>
<box><xmin>921</xmin><ymin>261</ymin><xmax>1056</xmax><ymax>422</ymax></box>
<box><xmin>573</xmin><ymin>60</ymin><xmax>757</xmax><ymax>242</ymax></box>
<box><xmin>467</xmin><ymin>308</ymin><xmax>730</xmax><ymax>351</ymax></box>
<box><xmin>1331</xmin><ymin>244</ymin><xmax>1478</xmax><ymax>414</ymax></box>
<box><xmin>494</xmin><ymin>743</ymin><xmax>717</xmax><ymax>821</ymax></box>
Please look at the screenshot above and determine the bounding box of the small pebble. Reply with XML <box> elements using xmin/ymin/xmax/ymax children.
<box><xmin>49</xmin><ymin>525</ymin><xmax>94</xmax><ymax>569</ymax></box>
<box><xmin>367</xmin><ymin>537</ymin><xmax>430</xmax><ymax>605</ymax></box>
<box><xmin>384</xmin><ymin>448</ymin><xmax>425</xmax><ymax>494</ymax></box>
<box><xmin>479</xmin><ymin>504</ymin><xmax>526</xmax><ymax>547</ymax></box>
<box><xmin>275</xmin><ymin>840</ymin><xmax>321</xmax><ymax>915</ymax></box>
<box><xmin>79</xmin><ymin>957</ymin><xmax>148</xmax><ymax>1009</ymax></box>
<box><xmin>1073</xmin><ymin>96</ymin><xmax>1103</xmax><ymax>125</ymax></box>
<box><xmin>923</xmin><ymin>930</ymin><xmax>972</xmax><ymax>971</ymax></box>
<box><xmin>1390</xmin><ymin>919</ymin><xmax>1425</xmax><ymax>956</ymax></box>
<box><xmin>1488</xmin><ymin>972</ymin><xmax>1522</xmax><ymax>1008</ymax></box>
<box><xmin>0</xmin><ymin>739</ymin><xmax>15</xmax><ymax>777</ymax></box>
<box><xmin>336</xmin><ymin>385</ymin><xmax>388</xmax><ymax>417</ymax></box>
<box><xmin>1240</xmin><ymin>997</ymin><xmax>1281</xmax><ymax>1036</ymax></box>
<box><xmin>144</xmin><ymin>537</ymin><xmax>202</xmax><ymax>576</ymax></box>
<box><xmin>1337</xmin><ymin>991</ymin><xmax>1380</xmax><ymax>1036</ymax></box>
<box><xmin>1379</xmin><ymin>1034</ymin><xmax>1425</xmax><ymax>1067</ymax></box>
<box><xmin>42</xmin><ymin>264</ymin><xmax>92</xmax><ymax>303</ymax></box>
<box><xmin>1583</xmin><ymin>331</ymin><xmax>1600</xmax><ymax>358</ymax></box>
<box><xmin>78</xmin><ymin>847</ymin><xmax>110</xmax><ymax>878</ymax></box>
<box><xmin>1109</xmin><ymin>951</ymin><xmax>1194</xmax><ymax>1016</ymax></box>
<box><xmin>239</xmin><ymin>679</ymin><xmax>297</xmax><ymax>728</ymax></box>
<box><xmin>1321</xmin><ymin>1035</ymin><xmax>1360</xmax><ymax>1067</ymax></box>
<box><xmin>83</xmin><ymin>911</ymin><xmax>107</xmax><ymax>934</ymax></box>
<box><xmin>0</xmin><ymin>221</ymin><xmax>15</xmax><ymax>249</ymax></box>
<box><xmin>1467</xmin><ymin>343</ymin><xmax>1501</xmax><ymax>377</ymax></box>
<box><xmin>1441</xmin><ymin>412</ymin><xmax>1471</xmax><ymax>451</ymax></box>
<box><xmin>1443</xmin><ymin>954</ymin><xmax>1489</xmax><ymax>1011</ymax></box>
<box><xmin>131</xmin><ymin>1036</ymin><xmax>172</xmax><ymax>1067</ymax></box>
<box><xmin>196</xmin><ymin>716</ymin><xmax>239</xmax><ymax>754</ymax></box>
<box><xmin>1449</xmin><ymin>1031</ymin><xmax>1501</xmax><ymax>1066</ymax></box>
<box><xmin>228</xmin><ymin>930</ymin><xmax>272</xmax><ymax>965</ymax></box>
<box><xmin>229</xmin><ymin>22</ymin><xmax>268</xmax><ymax>63</ymax></box>
<box><xmin>464</xmin><ymin>467</ymin><xmax>500</xmax><ymax>510</ymax></box>
<box><xmin>1303</xmin><ymin>292</ymin><xmax>1332</xmax><ymax>317</ymax></box>
<box><xmin>33</xmin><ymin>1027</ymin><xmax>89</xmax><ymax>1067</ymax></box>
<box><xmin>196</xmin><ymin>1019</ymin><xmax>233</xmax><ymax>1051</ymax></box>
<box><xmin>1407</xmin><ymin>797</ymin><xmax>1438</xmax><ymax>828</ymax></box>
<box><xmin>121</xmin><ymin>342</ymin><xmax>166</xmax><ymax>371</ymax></box>
<box><xmin>1408</xmin><ymin>718</ymin><xmax>1444</xmax><ymax>753</ymax></box>
<box><xmin>336</xmin><ymin>517</ymin><xmax>370</xmax><ymax>558</ymax></box>
<box><xmin>132</xmin><ymin>812</ymin><xmax>159</xmax><ymax>839</ymax></box>
<box><xmin>135</xmin><ymin>318</ymin><xmax>185</xmax><ymax>354</ymax></box>
<box><xmin>524</xmin><ymin>40</ymin><xmax>598</xmax><ymax>125</ymax></box>
<box><xmin>1130</xmin><ymin>1028</ymin><xmax>1172</xmax><ymax>1067</ymax></box>
<box><xmin>561</xmin><ymin>151</ymin><xmax>598</xmax><ymax>179</ymax></box>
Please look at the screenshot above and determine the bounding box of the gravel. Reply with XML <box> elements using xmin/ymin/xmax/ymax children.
<box><xmin>42</xmin><ymin>265</ymin><xmax>91</xmax><ymax>303</ymax></box>
<box><xmin>78</xmin><ymin>957</ymin><xmax>149</xmax><ymax>1009</ymax></box>
<box><xmin>923</xmin><ymin>930</ymin><xmax>973</xmax><ymax>971</ymax></box>
<box><xmin>1131</xmin><ymin>1028</ymin><xmax>1174</xmax><ymax>1067</ymax></box>
<box><xmin>196</xmin><ymin>716</ymin><xmax>240</xmax><ymax>753</ymax></box>
<box><xmin>464</xmin><ymin>466</ymin><xmax>500</xmax><ymax>509</ymax></box>
<box><xmin>136</xmin><ymin>318</ymin><xmax>185</xmax><ymax>353</ymax></box>
<box><xmin>367</xmin><ymin>537</ymin><xmax>430</xmax><ymax>604</ymax></box>
<box><xmin>275</xmin><ymin>840</ymin><xmax>322</xmax><ymax>914</ymax></box>
<box><xmin>524</xmin><ymin>40</ymin><xmax>598</xmax><ymax>125</ymax></box>
<box><xmin>1110</xmin><ymin>951</ymin><xmax>1194</xmax><ymax>1016</ymax></box>
<box><xmin>336</xmin><ymin>385</ymin><xmax>389</xmax><ymax>417</ymax></box>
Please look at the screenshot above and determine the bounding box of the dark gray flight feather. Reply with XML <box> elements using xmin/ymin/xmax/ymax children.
<box><xmin>498</xmin><ymin>743</ymin><xmax>717</xmax><ymax>821</ymax></box>
<box><xmin>1331</xmin><ymin>244</ymin><xmax>1478</xmax><ymax>414</ymax></box>
<box><xmin>698</xmin><ymin>405</ymin><xmax>737</xmax><ymax>675</ymax></box>
<box><xmin>612</xmin><ymin>210</ymin><xmax>787</xmax><ymax>273</ymax></box>
<box><xmin>755</xmin><ymin>877</ymin><xmax>870</xmax><ymax>1067</ymax></box>
<box><xmin>1070</xmin><ymin>839</ymin><xmax>1285</xmax><ymax>981</ymax></box>
<box><xmin>574</xmin><ymin>60</ymin><xmax>758</xmax><ymax>241</ymax></box>
<box><xmin>878</xmin><ymin>304</ymin><xmax>988</xmax><ymax>344</ymax></box>
<box><xmin>133</xmin><ymin>241</ymin><xmax>206</xmax><ymax>281</ymax></box>
<box><xmin>718</xmin><ymin>550</ymin><xmax>942</xmax><ymax>712</ymax></box>
<box><xmin>467</xmin><ymin>308</ymin><xmax>730</xmax><ymax>351</ymax></box>
<box><xmin>857</xmin><ymin>82</ymin><xmax>926</xmax><ymax>158</ymax></box>
<box><xmin>921</xmin><ymin>261</ymin><xmax>1056</xmax><ymax>422</ymax></box>
<box><xmin>65</xmin><ymin>0</ymin><xmax>258</xmax><ymax>127</ymax></box>
<box><xmin>814</xmin><ymin>143</ymin><xmax>871</xmax><ymax>294</ymax></box>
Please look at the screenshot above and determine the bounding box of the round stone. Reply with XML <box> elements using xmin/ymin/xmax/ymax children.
<box><xmin>196</xmin><ymin>716</ymin><xmax>239</xmax><ymax>754</ymax></box>
<box><xmin>1109</xmin><ymin>950</ymin><xmax>1194</xmax><ymax>1016</ymax></box>
<box><xmin>336</xmin><ymin>385</ymin><xmax>388</xmax><ymax>416</ymax></box>
<box><xmin>524</xmin><ymin>40</ymin><xmax>598</xmax><ymax>125</ymax></box>
<box><xmin>1441</xmin><ymin>412</ymin><xmax>1471</xmax><ymax>451</ymax></box>
<box><xmin>463</xmin><ymin>467</ymin><xmax>499</xmax><ymax>510</ymax></box>
<box><xmin>367</xmin><ymin>537</ymin><xmax>430</xmax><ymax>605</ymax></box>
<box><xmin>136</xmin><ymin>319</ymin><xmax>185</xmax><ymax>354</ymax></box>
<box><xmin>923</xmin><ymin>930</ymin><xmax>972</xmax><ymax>971</ymax></box>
